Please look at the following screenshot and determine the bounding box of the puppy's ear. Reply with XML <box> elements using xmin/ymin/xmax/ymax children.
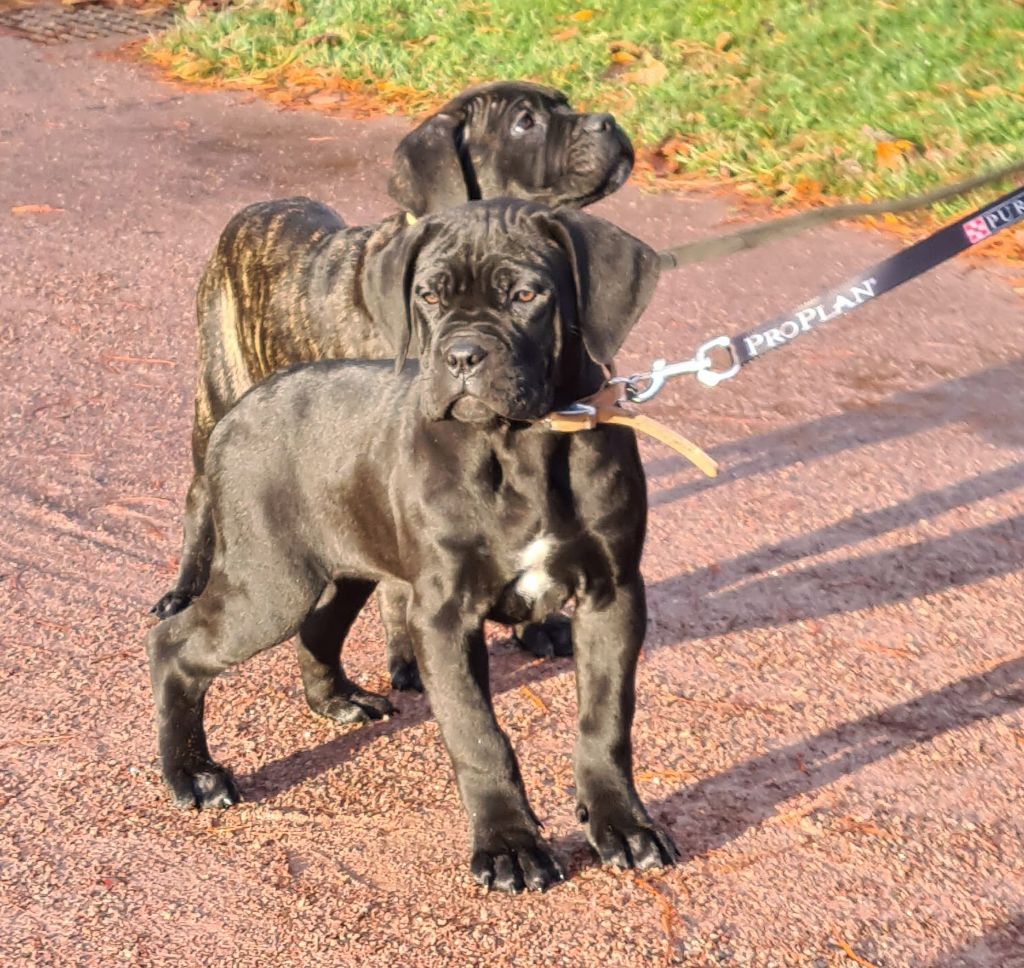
<box><xmin>536</xmin><ymin>209</ymin><xmax>661</xmax><ymax>365</ymax></box>
<box><xmin>387</xmin><ymin>113</ymin><xmax>473</xmax><ymax>216</ymax></box>
<box><xmin>361</xmin><ymin>221</ymin><xmax>436</xmax><ymax>371</ymax></box>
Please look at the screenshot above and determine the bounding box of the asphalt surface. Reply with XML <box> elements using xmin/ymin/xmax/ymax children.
<box><xmin>2</xmin><ymin>30</ymin><xmax>1023</xmax><ymax>968</ymax></box>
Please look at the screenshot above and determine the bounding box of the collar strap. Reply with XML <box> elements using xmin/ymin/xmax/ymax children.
<box><xmin>540</xmin><ymin>383</ymin><xmax>718</xmax><ymax>478</ymax></box>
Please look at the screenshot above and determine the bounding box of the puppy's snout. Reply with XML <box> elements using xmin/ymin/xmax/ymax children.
<box><xmin>444</xmin><ymin>339</ymin><xmax>489</xmax><ymax>379</ymax></box>
<box><xmin>583</xmin><ymin>113</ymin><xmax>615</xmax><ymax>134</ymax></box>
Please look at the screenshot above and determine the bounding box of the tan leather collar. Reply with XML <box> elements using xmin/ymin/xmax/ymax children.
<box><xmin>540</xmin><ymin>382</ymin><xmax>718</xmax><ymax>478</ymax></box>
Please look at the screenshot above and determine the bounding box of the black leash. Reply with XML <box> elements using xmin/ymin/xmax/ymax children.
<box><xmin>621</xmin><ymin>180</ymin><xmax>1024</xmax><ymax>400</ymax></box>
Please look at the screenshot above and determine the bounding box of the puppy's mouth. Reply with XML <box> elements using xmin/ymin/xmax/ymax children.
<box><xmin>448</xmin><ymin>395</ymin><xmax>498</xmax><ymax>424</ymax></box>
<box><xmin>441</xmin><ymin>391</ymin><xmax>548</xmax><ymax>425</ymax></box>
<box><xmin>562</xmin><ymin>156</ymin><xmax>633</xmax><ymax>208</ymax></box>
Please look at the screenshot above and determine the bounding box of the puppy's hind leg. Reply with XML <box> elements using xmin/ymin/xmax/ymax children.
<box><xmin>152</xmin><ymin>472</ymin><xmax>213</xmax><ymax>619</ymax></box>
<box><xmin>378</xmin><ymin>582</ymin><xmax>423</xmax><ymax>693</ymax></box>
<box><xmin>147</xmin><ymin>567</ymin><xmax>319</xmax><ymax>809</ymax></box>
<box><xmin>296</xmin><ymin>579</ymin><xmax>396</xmax><ymax>723</ymax></box>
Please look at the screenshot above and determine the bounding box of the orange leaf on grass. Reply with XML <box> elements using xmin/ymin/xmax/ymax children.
<box><xmin>874</xmin><ymin>138</ymin><xmax>916</xmax><ymax>169</ymax></box>
<box><xmin>608</xmin><ymin>38</ymin><xmax>643</xmax><ymax>55</ymax></box>
<box><xmin>570</xmin><ymin>8</ymin><xmax>594</xmax><ymax>21</ymax></box>
<box><xmin>620</xmin><ymin>53</ymin><xmax>668</xmax><ymax>87</ymax></box>
<box><xmin>551</xmin><ymin>26</ymin><xmax>578</xmax><ymax>41</ymax></box>
<box><xmin>791</xmin><ymin>175</ymin><xmax>824</xmax><ymax>202</ymax></box>
<box><xmin>173</xmin><ymin>59</ymin><xmax>212</xmax><ymax>79</ymax></box>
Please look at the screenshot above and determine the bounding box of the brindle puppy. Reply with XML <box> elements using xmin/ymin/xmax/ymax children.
<box><xmin>147</xmin><ymin>200</ymin><xmax>677</xmax><ymax>892</ymax></box>
<box><xmin>153</xmin><ymin>81</ymin><xmax>635</xmax><ymax>695</ymax></box>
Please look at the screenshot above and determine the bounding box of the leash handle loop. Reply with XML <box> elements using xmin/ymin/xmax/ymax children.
<box><xmin>692</xmin><ymin>335</ymin><xmax>741</xmax><ymax>388</ymax></box>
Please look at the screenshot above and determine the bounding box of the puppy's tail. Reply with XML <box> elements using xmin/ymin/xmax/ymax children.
<box><xmin>657</xmin><ymin>157</ymin><xmax>1024</xmax><ymax>271</ymax></box>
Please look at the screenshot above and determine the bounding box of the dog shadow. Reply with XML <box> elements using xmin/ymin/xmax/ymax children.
<box><xmin>646</xmin><ymin>467</ymin><xmax>1024</xmax><ymax>641</ymax></box>
<box><xmin>927</xmin><ymin>914</ymin><xmax>1024</xmax><ymax>967</ymax></box>
<box><xmin>645</xmin><ymin>357</ymin><xmax>1024</xmax><ymax>508</ymax></box>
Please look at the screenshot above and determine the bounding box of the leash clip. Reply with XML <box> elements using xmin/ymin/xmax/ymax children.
<box><xmin>622</xmin><ymin>336</ymin><xmax>740</xmax><ymax>402</ymax></box>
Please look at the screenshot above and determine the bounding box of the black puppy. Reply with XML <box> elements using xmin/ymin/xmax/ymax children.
<box><xmin>154</xmin><ymin>81</ymin><xmax>634</xmax><ymax>691</ymax></box>
<box><xmin>147</xmin><ymin>200</ymin><xmax>678</xmax><ymax>892</ymax></box>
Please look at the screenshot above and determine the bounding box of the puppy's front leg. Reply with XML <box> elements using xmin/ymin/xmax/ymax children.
<box><xmin>408</xmin><ymin>603</ymin><xmax>563</xmax><ymax>893</ymax></box>
<box><xmin>573</xmin><ymin>575</ymin><xmax>679</xmax><ymax>870</ymax></box>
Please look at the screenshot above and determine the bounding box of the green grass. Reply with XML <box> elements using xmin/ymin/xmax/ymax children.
<box><xmin>151</xmin><ymin>0</ymin><xmax>1024</xmax><ymax>209</ymax></box>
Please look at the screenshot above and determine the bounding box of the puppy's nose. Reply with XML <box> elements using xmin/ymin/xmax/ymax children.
<box><xmin>444</xmin><ymin>340</ymin><xmax>489</xmax><ymax>378</ymax></box>
<box><xmin>583</xmin><ymin>113</ymin><xmax>614</xmax><ymax>134</ymax></box>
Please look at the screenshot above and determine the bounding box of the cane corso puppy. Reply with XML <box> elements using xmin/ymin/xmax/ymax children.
<box><xmin>147</xmin><ymin>199</ymin><xmax>678</xmax><ymax>892</ymax></box>
<box><xmin>153</xmin><ymin>81</ymin><xmax>635</xmax><ymax>691</ymax></box>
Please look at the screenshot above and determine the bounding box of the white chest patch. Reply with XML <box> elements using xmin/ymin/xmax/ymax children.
<box><xmin>514</xmin><ymin>535</ymin><xmax>556</xmax><ymax>603</ymax></box>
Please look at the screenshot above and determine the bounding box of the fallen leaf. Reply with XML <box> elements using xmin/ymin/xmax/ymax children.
<box><xmin>307</xmin><ymin>91</ymin><xmax>342</xmax><ymax>107</ymax></box>
<box><xmin>551</xmin><ymin>26</ymin><xmax>578</xmax><ymax>42</ymax></box>
<box><xmin>651</xmin><ymin>136</ymin><xmax>690</xmax><ymax>173</ymax></box>
<box><xmin>832</xmin><ymin>934</ymin><xmax>878</xmax><ymax>968</ymax></box>
<box><xmin>402</xmin><ymin>33</ymin><xmax>439</xmax><ymax>48</ymax></box>
<box><xmin>570</xmin><ymin>8</ymin><xmax>594</xmax><ymax>21</ymax></box>
<box><xmin>967</xmin><ymin>84</ymin><xmax>1007</xmax><ymax>99</ymax></box>
<box><xmin>790</xmin><ymin>175</ymin><xmax>824</xmax><ymax>202</ymax></box>
<box><xmin>11</xmin><ymin>204</ymin><xmax>63</xmax><ymax>216</ymax></box>
<box><xmin>610</xmin><ymin>50</ymin><xmax>637</xmax><ymax>64</ymax></box>
<box><xmin>859</xmin><ymin>639</ymin><xmax>913</xmax><ymax>659</ymax></box>
<box><xmin>608</xmin><ymin>38</ymin><xmax>643</xmax><ymax>55</ymax></box>
<box><xmin>518</xmin><ymin>685</ymin><xmax>549</xmax><ymax>714</ymax></box>
<box><xmin>714</xmin><ymin>30</ymin><xmax>733</xmax><ymax>50</ymax></box>
<box><xmin>100</xmin><ymin>353</ymin><xmax>176</xmax><ymax>367</ymax></box>
<box><xmin>874</xmin><ymin>138</ymin><xmax>916</xmax><ymax>170</ymax></box>
<box><xmin>621</xmin><ymin>52</ymin><xmax>667</xmax><ymax>87</ymax></box>
<box><xmin>302</xmin><ymin>32</ymin><xmax>345</xmax><ymax>46</ymax></box>
<box><xmin>173</xmin><ymin>59</ymin><xmax>212</xmax><ymax>79</ymax></box>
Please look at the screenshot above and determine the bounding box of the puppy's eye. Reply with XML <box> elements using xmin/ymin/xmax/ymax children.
<box><xmin>511</xmin><ymin>111</ymin><xmax>535</xmax><ymax>135</ymax></box>
<box><xmin>420</xmin><ymin>291</ymin><xmax>440</xmax><ymax>305</ymax></box>
<box><xmin>513</xmin><ymin>289</ymin><xmax>537</xmax><ymax>303</ymax></box>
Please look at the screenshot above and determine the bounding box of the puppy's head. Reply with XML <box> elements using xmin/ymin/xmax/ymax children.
<box><xmin>363</xmin><ymin>200</ymin><xmax>660</xmax><ymax>425</ymax></box>
<box><xmin>387</xmin><ymin>81</ymin><xmax>634</xmax><ymax>217</ymax></box>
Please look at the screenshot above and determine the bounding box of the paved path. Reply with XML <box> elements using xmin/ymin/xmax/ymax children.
<box><xmin>2</xmin><ymin>31</ymin><xmax>1023</xmax><ymax>967</ymax></box>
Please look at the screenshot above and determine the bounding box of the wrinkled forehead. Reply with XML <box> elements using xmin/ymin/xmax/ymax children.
<box><xmin>417</xmin><ymin>207</ymin><xmax>563</xmax><ymax>282</ymax></box>
<box><xmin>443</xmin><ymin>81</ymin><xmax>572</xmax><ymax>118</ymax></box>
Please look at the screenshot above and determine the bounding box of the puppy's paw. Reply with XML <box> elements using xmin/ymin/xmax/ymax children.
<box><xmin>151</xmin><ymin>589</ymin><xmax>192</xmax><ymax>620</ymax></box>
<box><xmin>309</xmin><ymin>687</ymin><xmax>394</xmax><ymax>725</ymax></box>
<box><xmin>470</xmin><ymin>829</ymin><xmax>564</xmax><ymax>894</ymax></box>
<box><xmin>578</xmin><ymin>803</ymin><xmax>679</xmax><ymax>871</ymax></box>
<box><xmin>166</xmin><ymin>764</ymin><xmax>241</xmax><ymax>810</ymax></box>
<box><xmin>388</xmin><ymin>656</ymin><xmax>423</xmax><ymax>693</ymax></box>
<box><xmin>387</xmin><ymin>633</ymin><xmax>423</xmax><ymax>692</ymax></box>
<box><xmin>513</xmin><ymin>614</ymin><xmax>573</xmax><ymax>659</ymax></box>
